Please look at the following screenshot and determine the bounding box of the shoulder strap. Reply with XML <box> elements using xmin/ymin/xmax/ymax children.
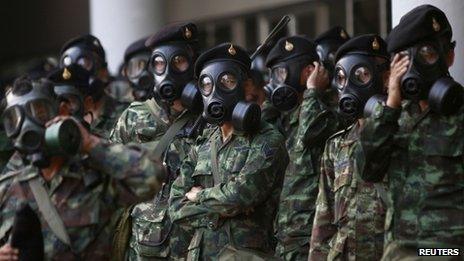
<box><xmin>374</xmin><ymin>183</ymin><xmax>388</xmax><ymax>208</ymax></box>
<box><xmin>144</xmin><ymin>98</ymin><xmax>169</xmax><ymax>127</ymax></box>
<box><xmin>210</xmin><ymin>131</ymin><xmax>221</xmax><ymax>185</ymax></box>
<box><xmin>152</xmin><ymin>113</ymin><xmax>191</xmax><ymax>160</ymax></box>
<box><xmin>28</xmin><ymin>178</ymin><xmax>71</xmax><ymax>246</ymax></box>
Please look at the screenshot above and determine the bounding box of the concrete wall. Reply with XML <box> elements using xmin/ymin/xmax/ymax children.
<box><xmin>90</xmin><ymin>0</ymin><xmax>165</xmax><ymax>73</ymax></box>
<box><xmin>392</xmin><ymin>0</ymin><xmax>464</xmax><ymax>84</ymax></box>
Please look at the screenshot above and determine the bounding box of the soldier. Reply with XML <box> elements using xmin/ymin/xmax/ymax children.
<box><xmin>0</xmin><ymin>77</ymin><xmax>165</xmax><ymax>260</ymax></box>
<box><xmin>121</xmin><ymin>36</ymin><xmax>153</xmax><ymax>102</ymax></box>
<box><xmin>265</xmin><ymin>36</ymin><xmax>343</xmax><ymax>260</ymax></box>
<box><xmin>309</xmin><ymin>34</ymin><xmax>390</xmax><ymax>260</ymax></box>
<box><xmin>109</xmin><ymin>22</ymin><xmax>200</xmax><ymax>144</ymax></box>
<box><xmin>59</xmin><ymin>34</ymin><xmax>126</xmax><ymax>139</ymax></box>
<box><xmin>109</xmin><ymin>23</ymin><xmax>203</xmax><ymax>260</ymax></box>
<box><xmin>169</xmin><ymin>43</ymin><xmax>288</xmax><ymax>260</ymax></box>
<box><xmin>314</xmin><ymin>26</ymin><xmax>351</xmax><ymax>107</ymax></box>
<box><xmin>356</xmin><ymin>5</ymin><xmax>464</xmax><ymax>260</ymax></box>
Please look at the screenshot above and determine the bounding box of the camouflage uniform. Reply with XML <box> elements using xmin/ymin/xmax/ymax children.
<box><xmin>309</xmin><ymin>122</ymin><xmax>386</xmax><ymax>260</ymax></box>
<box><xmin>91</xmin><ymin>94</ymin><xmax>127</xmax><ymax>139</ymax></box>
<box><xmin>0</xmin><ymin>142</ymin><xmax>164</xmax><ymax>260</ymax></box>
<box><xmin>110</xmin><ymin>98</ymin><xmax>198</xmax><ymax>260</ymax></box>
<box><xmin>0</xmin><ymin>130</ymin><xmax>14</xmax><ymax>172</ymax></box>
<box><xmin>273</xmin><ymin>89</ymin><xmax>342</xmax><ymax>261</ymax></box>
<box><xmin>356</xmin><ymin>101</ymin><xmax>464</xmax><ymax>259</ymax></box>
<box><xmin>169</xmin><ymin>122</ymin><xmax>288</xmax><ymax>260</ymax></box>
<box><xmin>109</xmin><ymin>99</ymin><xmax>174</xmax><ymax>144</ymax></box>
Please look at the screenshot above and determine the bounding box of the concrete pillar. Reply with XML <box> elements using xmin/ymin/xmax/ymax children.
<box><xmin>231</xmin><ymin>18</ymin><xmax>246</xmax><ymax>47</ymax></box>
<box><xmin>392</xmin><ymin>0</ymin><xmax>464</xmax><ymax>84</ymax></box>
<box><xmin>90</xmin><ymin>0</ymin><xmax>165</xmax><ymax>74</ymax></box>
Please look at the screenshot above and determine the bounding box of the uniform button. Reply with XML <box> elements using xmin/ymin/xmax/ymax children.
<box><xmin>208</xmin><ymin>221</ymin><xmax>215</xmax><ymax>229</ymax></box>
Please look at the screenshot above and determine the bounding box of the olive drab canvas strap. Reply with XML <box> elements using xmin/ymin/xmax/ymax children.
<box><xmin>152</xmin><ymin>113</ymin><xmax>191</xmax><ymax>160</ymax></box>
<box><xmin>28</xmin><ymin>177</ymin><xmax>71</xmax><ymax>246</ymax></box>
<box><xmin>210</xmin><ymin>131</ymin><xmax>221</xmax><ymax>185</ymax></box>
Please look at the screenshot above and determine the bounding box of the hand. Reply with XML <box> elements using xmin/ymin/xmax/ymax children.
<box><xmin>386</xmin><ymin>53</ymin><xmax>410</xmax><ymax>108</ymax></box>
<box><xmin>185</xmin><ymin>186</ymin><xmax>203</xmax><ymax>202</ymax></box>
<box><xmin>46</xmin><ymin>116</ymin><xmax>101</xmax><ymax>154</ymax></box>
<box><xmin>0</xmin><ymin>244</ymin><xmax>18</xmax><ymax>261</ymax></box>
<box><xmin>306</xmin><ymin>62</ymin><xmax>330</xmax><ymax>90</ymax></box>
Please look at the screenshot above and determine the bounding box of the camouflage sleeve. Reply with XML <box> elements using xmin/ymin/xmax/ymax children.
<box><xmin>87</xmin><ymin>142</ymin><xmax>165</xmax><ymax>205</ymax></box>
<box><xmin>297</xmin><ymin>89</ymin><xmax>341</xmax><ymax>148</ymax></box>
<box><xmin>0</xmin><ymin>173</ymin><xmax>20</xmax><ymax>244</ymax></box>
<box><xmin>309</xmin><ymin>140</ymin><xmax>337</xmax><ymax>260</ymax></box>
<box><xmin>169</xmin><ymin>145</ymin><xmax>211</xmax><ymax>226</ymax></box>
<box><xmin>196</xmin><ymin>137</ymin><xmax>288</xmax><ymax>217</ymax></box>
<box><xmin>109</xmin><ymin>106</ymin><xmax>132</xmax><ymax>144</ymax></box>
<box><xmin>355</xmin><ymin>104</ymin><xmax>401</xmax><ymax>182</ymax></box>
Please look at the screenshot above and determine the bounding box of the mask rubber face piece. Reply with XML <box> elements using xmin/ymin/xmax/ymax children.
<box><xmin>126</xmin><ymin>52</ymin><xmax>154</xmax><ymax>101</ymax></box>
<box><xmin>198</xmin><ymin>61</ymin><xmax>261</xmax><ymax>132</ymax></box>
<box><xmin>150</xmin><ymin>43</ymin><xmax>195</xmax><ymax>103</ymax></box>
<box><xmin>61</xmin><ymin>46</ymin><xmax>103</xmax><ymax>75</ymax></box>
<box><xmin>266</xmin><ymin>57</ymin><xmax>311</xmax><ymax>112</ymax></box>
<box><xmin>334</xmin><ymin>53</ymin><xmax>387</xmax><ymax>119</ymax></box>
<box><xmin>400</xmin><ymin>42</ymin><xmax>448</xmax><ymax>100</ymax></box>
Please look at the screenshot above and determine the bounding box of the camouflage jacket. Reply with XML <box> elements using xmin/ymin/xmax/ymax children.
<box><xmin>309</xmin><ymin>122</ymin><xmax>386</xmax><ymax>261</ymax></box>
<box><xmin>91</xmin><ymin>95</ymin><xmax>127</xmax><ymax>139</ymax></box>
<box><xmin>355</xmin><ymin>101</ymin><xmax>464</xmax><ymax>250</ymax></box>
<box><xmin>109</xmin><ymin>98</ymin><xmax>179</xmax><ymax>144</ymax></box>
<box><xmin>0</xmin><ymin>142</ymin><xmax>164</xmax><ymax>260</ymax></box>
<box><xmin>169</xmin><ymin>122</ymin><xmax>289</xmax><ymax>260</ymax></box>
<box><xmin>127</xmin><ymin>111</ymin><xmax>200</xmax><ymax>260</ymax></box>
<box><xmin>274</xmin><ymin>89</ymin><xmax>343</xmax><ymax>260</ymax></box>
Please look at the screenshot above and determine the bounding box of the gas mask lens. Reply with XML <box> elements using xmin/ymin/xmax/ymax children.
<box><xmin>418</xmin><ymin>45</ymin><xmax>439</xmax><ymax>65</ymax></box>
<box><xmin>200</xmin><ymin>75</ymin><xmax>213</xmax><ymax>95</ymax></box>
<box><xmin>335</xmin><ymin>67</ymin><xmax>347</xmax><ymax>90</ymax></box>
<box><xmin>272</xmin><ymin>67</ymin><xmax>287</xmax><ymax>84</ymax></box>
<box><xmin>151</xmin><ymin>55</ymin><xmax>166</xmax><ymax>75</ymax></box>
<box><xmin>171</xmin><ymin>55</ymin><xmax>189</xmax><ymax>72</ymax></box>
<box><xmin>63</xmin><ymin>56</ymin><xmax>72</xmax><ymax>67</ymax></box>
<box><xmin>220</xmin><ymin>73</ymin><xmax>238</xmax><ymax>90</ymax></box>
<box><xmin>127</xmin><ymin>58</ymin><xmax>147</xmax><ymax>79</ymax></box>
<box><xmin>26</xmin><ymin>100</ymin><xmax>54</xmax><ymax>125</ymax></box>
<box><xmin>77</xmin><ymin>56</ymin><xmax>94</xmax><ymax>71</ymax></box>
<box><xmin>352</xmin><ymin>66</ymin><xmax>372</xmax><ymax>85</ymax></box>
<box><xmin>3</xmin><ymin>106</ymin><xmax>23</xmax><ymax>137</ymax></box>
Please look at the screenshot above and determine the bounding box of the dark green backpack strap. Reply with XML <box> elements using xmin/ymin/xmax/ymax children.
<box><xmin>210</xmin><ymin>130</ymin><xmax>221</xmax><ymax>185</ymax></box>
<box><xmin>152</xmin><ymin>113</ymin><xmax>191</xmax><ymax>160</ymax></box>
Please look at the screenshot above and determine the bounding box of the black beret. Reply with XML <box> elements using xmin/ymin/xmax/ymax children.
<box><xmin>387</xmin><ymin>5</ymin><xmax>452</xmax><ymax>53</ymax></box>
<box><xmin>194</xmin><ymin>43</ymin><xmax>251</xmax><ymax>78</ymax></box>
<box><xmin>47</xmin><ymin>64</ymin><xmax>90</xmax><ymax>87</ymax></box>
<box><xmin>335</xmin><ymin>34</ymin><xmax>388</xmax><ymax>62</ymax></box>
<box><xmin>124</xmin><ymin>36</ymin><xmax>150</xmax><ymax>63</ymax></box>
<box><xmin>265</xmin><ymin>36</ymin><xmax>318</xmax><ymax>67</ymax></box>
<box><xmin>145</xmin><ymin>22</ymin><xmax>198</xmax><ymax>49</ymax></box>
<box><xmin>60</xmin><ymin>34</ymin><xmax>106</xmax><ymax>60</ymax></box>
<box><xmin>315</xmin><ymin>26</ymin><xmax>350</xmax><ymax>45</ymax></box>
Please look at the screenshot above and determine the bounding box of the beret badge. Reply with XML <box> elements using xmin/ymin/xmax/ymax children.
<box><xmin>372</xmin><ymin>37</ymin><xmax>380</xmax><ymax>51</ymax></box>
<box><xmin>62</xmin><ymin>68</ymin><xmax>71</xmax><ymax>80</ymax></box>
<box><xmin>184</xmin><ymin>27</ymin><xmax>192</xmax><ymax>39</ymax></box>
<box><xmin>432</xmin><ymin>17</ymin><xmax>441</xmax><ymax>32</ymax></box>
<box><xmin>285</xmin><ymin>40</ymin><xmax>294</xmax><ymax>51</ymax></box>
<box><xmin>228</xmin><ymin>44</ymin><xmax>236</xmax><ymax>55</ymax></box>
<box><xmin>340</xmin><ymin>29</ymin><xmax>348</xmax><ymax>39</ymax></box>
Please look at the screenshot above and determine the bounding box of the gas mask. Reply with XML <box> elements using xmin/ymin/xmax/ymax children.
<box><xmin>334</xmin><ymin>54</ymin><xmax>388</xmax><ymax>119</ymax></box>
<box><xmin>400</xmin><ymin>41</ymin><xmax>463</xmax><ymax>115</ymax></box>
<box><xmin>60</xmin><ymin>46</ymin><xmax>105</xmax><ymax>75</ymax></box>
<box><xmin>316</xmin><ymin>42</ymin><xmax>341</xmax><ymax>78</ymax></box>
<box><xmin>198</xmin><ymin>61</ymin><xmax>261</xmax><ymax>133</ymax></box>
<box><xmin>150</xmin><ymin>43</ymin><xmax>195</xmax><ymax>103</ymax></box>
<box><xmin>264</xmin><ymin>56</ymin><xmax>311</xmax><ymax>112</ymax></box>
<box><xmin>3</xmin><ymin>81</ymin><xmax>81</xmax><ymax>168</ymax></box>
<box><xmin>125</xmin><ymin>52</ymin><xmax>154</xmax><ymax>101</ymax></box>
<box><xmin>54</xmin><ymin>84</ymin><xmax>85</xmax><ymax>118</ymax></box>
<box><xmin>180</xmin><ymin>81</ymin><xmax>203</xmax><ymax>114</ymax></box>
